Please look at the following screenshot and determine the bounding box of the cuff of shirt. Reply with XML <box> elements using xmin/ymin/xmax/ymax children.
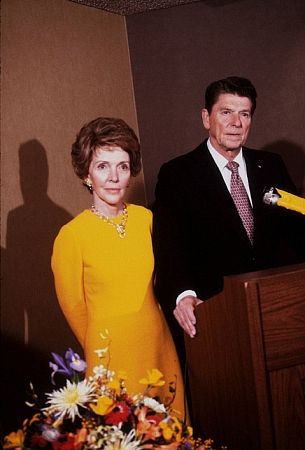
<box><xmin>176</xmin><ymin>290</ymin><xmax>197</xmax><ymax>305</ymax></box>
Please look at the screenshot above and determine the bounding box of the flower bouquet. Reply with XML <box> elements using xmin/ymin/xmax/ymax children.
<box><xmin>3</xmin><ymin>333</ymin><xmax>220</xmax><ymax>450</ymax></box>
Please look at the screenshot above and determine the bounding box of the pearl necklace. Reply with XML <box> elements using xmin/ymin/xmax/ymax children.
<box><xmin>90</xmin><ymin>204</ymin><xmax>128</xmax><ymax>238</ymax></box>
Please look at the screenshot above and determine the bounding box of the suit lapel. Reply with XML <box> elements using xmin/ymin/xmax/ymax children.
<box><xmin>190</xmin><ymin>143</ymin><xmax>231</xmax><ymax>203</ymax></box>
<box><xmin>190</xmin><ymin>143</ymin><xmax>251</xmax><ymax>243</ymax></box>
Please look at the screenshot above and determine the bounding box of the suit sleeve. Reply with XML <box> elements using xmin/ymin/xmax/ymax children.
<box><xmin>51</xmin><ymin>226</ymin><xmax>87</xmax><ymax>347</ymax></box>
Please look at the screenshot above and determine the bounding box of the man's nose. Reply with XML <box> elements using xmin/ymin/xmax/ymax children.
<box><xmin>232</xmin><ymin>113</ymin><xmax>242</xmax><ymax>127</ymax></box>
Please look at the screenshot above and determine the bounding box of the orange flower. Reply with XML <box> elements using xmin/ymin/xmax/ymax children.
<box><xmin>74</xmin><ymin>428</ymin><xmax>87</xmax><ymax>450</ymax></box>
<box><xmin>135</xmin><ymin>406</ymin><xmax>162</xmax><ymax>441</ymax></box>
<box><xmin>3</xmin><ymin>429</ymin><xmax>25</xmax><ymax>449</ymax></box>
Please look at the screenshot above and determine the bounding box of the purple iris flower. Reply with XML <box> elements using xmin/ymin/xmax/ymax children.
<box><xmin>49</xmin><ymin>352</ymin><xmax>73</xmax><ymax>384</ymax></box>
<box><xmin>65</xmin><ymin>348</ymin><xmax>87</xmax><ymax>373</ymax></box>
<box><xmin>49</xmin><ymin>349</ymin><xmax>87</xmax><ymax>384</ymax></box>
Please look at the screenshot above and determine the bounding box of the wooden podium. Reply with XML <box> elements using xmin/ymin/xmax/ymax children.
<box><xmin>185</xmin><ymin>263</ymin><xmax>305</xmax><ymax>450</ymax></box>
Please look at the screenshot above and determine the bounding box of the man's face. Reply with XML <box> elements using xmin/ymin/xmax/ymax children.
<box><xmin>202</xmin><ymin>93</ymin><xmax>253</xmax><ymax>158</ymax></box>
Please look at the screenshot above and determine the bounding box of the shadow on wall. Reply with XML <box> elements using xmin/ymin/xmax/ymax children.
<box><xmin>1</xmin><ymin>140</ymin><xmax>82</xmax><ymax>437</ymax></box>
<box><xmin>262</xmin><ymin>140</ymin><xmax>305</xmax><ymax>196</ymax></box>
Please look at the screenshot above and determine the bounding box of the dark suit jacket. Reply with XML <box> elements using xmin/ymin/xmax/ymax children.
<box><xmin>152</xmin><ymin>140</ymin><xmax>305</xmax><ymax>351</ymax></box>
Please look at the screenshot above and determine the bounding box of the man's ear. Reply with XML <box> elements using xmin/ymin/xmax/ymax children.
<box><xmin>201</xmin><ymin>108</ymin><xmax>210</xmax><ymax>130</ymax></box>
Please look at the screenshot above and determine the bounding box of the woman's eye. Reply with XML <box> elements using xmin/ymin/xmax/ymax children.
<box><xmin>120</xmin><ymin>164</ymin><xmax>130</xmax><ymax>171</ymax></box>
<box><xmin>98</xmin><ymin>163</ymin><xmax>107</xmax><ymax>170</ymax></box>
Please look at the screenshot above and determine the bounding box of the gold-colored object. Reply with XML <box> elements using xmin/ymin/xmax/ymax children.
<box><xmin>90</xmin><ymin>204</ymin><xmax>128</xmax><ymax>238</ymax></box>
<box><xmin>263</xmin><ymin>187</ymin><xmax>305</xmax><ymax>215</ymax></box>
<box><xmin>84</xmin><ymin>178</ymin><xmax>93</xmax><ymax>190</ymax></box>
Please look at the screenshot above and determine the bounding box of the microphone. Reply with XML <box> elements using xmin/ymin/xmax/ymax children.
<box><xmin>263</xmin><ymin>187</ymin><xmax>305</xmax><ymax>215</ymax></box>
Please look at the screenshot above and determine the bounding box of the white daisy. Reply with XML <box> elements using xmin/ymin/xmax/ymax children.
<box><xmin>44</xmin><ymin>379</ymin><xmax>96</xmax><ymax>421</ymax></box>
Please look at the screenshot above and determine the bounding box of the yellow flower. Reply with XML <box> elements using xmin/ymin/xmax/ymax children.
<box><xmin>160</xmin><ymin>417</ymin><xmax>182</xmax><ymax>442</ymax></box>
<box><xmin>139</xmin><ymin>369</ymin><xmax>165</xmax><ymax>387</ymax></box>
<box><xmin>3</xmin><ymin>429</ymin><xmax>24</xmax><ymax>449</ymax></box>
<box><xmin>186</xmin><ymin>426</ymin><xmax>193</xmax><ymax>437</ymax></box>
<box><xmin>90</xmin><ymin>396</ymin><xmax>114</xmax><ymax>415</ymax></box>
<box><xmin>160</xmin><ymin>421</ymin><xmax>173</xmax><ymax>441</ymax></box>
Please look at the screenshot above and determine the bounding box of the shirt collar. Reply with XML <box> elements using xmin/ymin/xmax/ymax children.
<box><xmin>207</xmin><ymin>138</ymin><xmax>245</xmax><ymax>170</ymax></box>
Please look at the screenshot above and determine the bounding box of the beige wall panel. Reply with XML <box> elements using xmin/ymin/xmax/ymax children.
<box><xmin>0</xmin><ymin>0</ymin><xmax>145</xmax><ymax>433</ymax></box>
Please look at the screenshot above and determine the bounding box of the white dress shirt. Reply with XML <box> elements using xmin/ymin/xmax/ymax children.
<box><xmin>207</xmin><ymin>139</ymin><xmax>253</xmax><ymax>205</ymax></box>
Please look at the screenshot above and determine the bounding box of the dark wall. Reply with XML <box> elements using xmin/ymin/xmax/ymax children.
<box><xmin>127</xmin><ymin>0</ymin><xmax>305</xmax><ymax>205</ymax></box>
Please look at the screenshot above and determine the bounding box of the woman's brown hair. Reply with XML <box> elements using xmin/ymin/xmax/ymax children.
<box><xmin>71</xmin><ymin>117</ymin><xmax>141</xmax><ymax>179</ymax></box>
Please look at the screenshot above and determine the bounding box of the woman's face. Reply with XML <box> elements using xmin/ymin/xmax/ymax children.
<box><xmin>87</xmin><ymin>146</ymin><xmax>131</xmax><ymax>210</ymax></box>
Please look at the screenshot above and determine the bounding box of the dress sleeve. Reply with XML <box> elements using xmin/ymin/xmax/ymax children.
<box><xmin>51</xmin><ymin>226</ymin><xmax>87</xmax><ymax>347</ymax></box>
<box><xmin>146</xmin><ymin>207</ymin><xmax>153</xmax><ymax>235</ymax></box>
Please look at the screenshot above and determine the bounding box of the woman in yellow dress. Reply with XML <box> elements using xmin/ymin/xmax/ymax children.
<box><xmin>51</xmin><ymin>117</ymin><xmax>185</xmax><ymax>417</ymax></box>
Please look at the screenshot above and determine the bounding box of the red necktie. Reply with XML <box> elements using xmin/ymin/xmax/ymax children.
<box><xmin>226</xmin><ymin>161</ymin><xmax>254</xmax><ymax>244</ymax></box>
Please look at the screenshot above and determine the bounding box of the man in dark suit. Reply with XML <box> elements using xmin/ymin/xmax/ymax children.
<box><xmin>152</xmin><ymin>76</ymin><xmax>305</xmax><ymax>355</ymax></box>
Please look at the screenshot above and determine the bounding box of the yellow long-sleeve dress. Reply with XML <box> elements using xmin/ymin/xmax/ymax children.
<box><xmin>51</xmin><ymin>204</ymin><xmax>185</xmax><ymax>416</ymax></box>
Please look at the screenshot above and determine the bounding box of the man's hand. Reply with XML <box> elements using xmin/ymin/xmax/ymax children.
<box><xmin>173</xmin><ymin>295</ymin><xmax>203</xmax><ymax>338</ymax></box>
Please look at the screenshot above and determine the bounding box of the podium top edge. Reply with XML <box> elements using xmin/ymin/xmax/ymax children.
<box><xmin>224</xmin><ymin>262</ymin><xmax>305</xmax><ymax>283</ymax></box>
